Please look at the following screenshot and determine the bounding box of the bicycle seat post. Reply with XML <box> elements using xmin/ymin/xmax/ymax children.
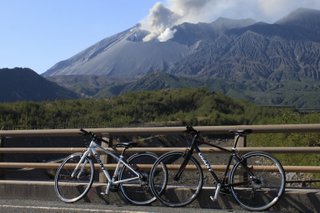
<box><xmin>120</xmin><ymin>146</ymin><xmax>128</xmax><ymax>157</ymax></box>
<box><xmin>232</xmin><ymin>130</ymin><xmax>251</xmax><ymax>149</ymax></box>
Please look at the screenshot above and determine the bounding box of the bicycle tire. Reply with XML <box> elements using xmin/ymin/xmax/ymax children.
<box><xmin>229</xmin><ymin>152</ymin><xmax>286</xmax><ymax>211</ymax></box>
<box><xmin>118</xmin><ymin>152</ymin><xmax>166</xmax><ymax>205</ymax></box>
<box><xmin>54</xmin><ymin>153</ymin><xmax>95</xmax><ymax>203</ymax></box>
<box><xmin>150</xmin><ymin>151</ymin><xmax>203</xmax><ymax>207</ymax></box>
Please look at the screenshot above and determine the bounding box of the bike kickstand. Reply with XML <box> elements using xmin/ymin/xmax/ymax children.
<box><xmin>210</xmin><ymin>183</ymin><xmax>222</xmax><ymax>202</ymax></box>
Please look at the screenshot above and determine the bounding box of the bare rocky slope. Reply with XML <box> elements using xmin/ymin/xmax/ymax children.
<box><xmin>44</xmin><ymin>8</ymin><xmax>320</xmax><ymax>108</ymax></box>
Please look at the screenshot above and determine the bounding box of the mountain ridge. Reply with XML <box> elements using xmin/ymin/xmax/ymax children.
<box><xmin>42</xmin><ymin>8</ymin><xmax>320</xmax><ymax>108</ymax></box>
<box><xmin>43</xmin><ymin>8</ymin><xmax>320</xmax><ymax>81</ymax></box>
<box><xmin>0</xmin><ymin>68</ymin><xmax>78</xmax><ymax>102</ymax></box>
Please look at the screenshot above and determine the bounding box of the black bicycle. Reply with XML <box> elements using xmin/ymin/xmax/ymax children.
<box><xmin>149</xmin><ymin>126</ymin><xmax>286</xmax><ymax>211</ymax></box>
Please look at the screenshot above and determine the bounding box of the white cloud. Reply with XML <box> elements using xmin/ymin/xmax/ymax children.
<box><xmin>168</xmin><ymin>0</ymin><xmax>215</xmax><ymax>23</ymax></box>
<box><xmin>256</xmin><ymin>0</ymin><xmax>320</xmax><ymax>22</ymax></box>
<box><xmin>140</xmin><ymin>2</ymin><xmax>180</xmax><ymax>42</ymax></box>
<box><xmin>158</xmin><ymin>28</ymin><xmax>177</xmax><ymax>42</ymax></box>
<box><xmin>140</xmin><ymin>0</ymin><xmax>320</xmax><ymax>42</ymax></box>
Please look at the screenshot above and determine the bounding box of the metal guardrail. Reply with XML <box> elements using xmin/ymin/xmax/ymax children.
<box><xmin>0</xmin><ymin>124</ymin><xmax>320</xmax><ymax>175</ymax></box>
<box><xmin>1</xmin><ymin>123</ymin><xmax>320</xmax><ymax>137</ymax></box>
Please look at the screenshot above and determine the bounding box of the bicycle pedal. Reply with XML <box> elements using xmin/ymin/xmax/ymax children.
<box><xmin>209</xmin><ymin>195</ymin><xmax>216</xmax><ymax>202</ymax></box>
<box><xmin>210</xmin><ymin>183</ymin><xmax>221</xmax><ymax>202</ymax></box>
<box><xmin>100</xmin><ymin>192</ymin><xmax>108</xmax><ymax>196</ymax></box>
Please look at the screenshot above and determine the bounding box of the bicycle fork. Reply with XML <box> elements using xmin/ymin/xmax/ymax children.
<box><xmin>71</xmin><ymin>150</ymin><xmax>91</xmax><ymax>179</ymax></box>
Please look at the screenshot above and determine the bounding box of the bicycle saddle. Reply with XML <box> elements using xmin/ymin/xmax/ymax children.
<box><xmin>229</xmin><ymin>129</ymin><xmax>253</xmax><ymax>135</ymax></box>
<box><xmin>115</xmin><ymin>142</ymin><xmax>138</xmax><ymax>148</ymax></box>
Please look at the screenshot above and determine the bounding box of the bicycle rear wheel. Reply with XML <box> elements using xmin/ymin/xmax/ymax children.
<box><xmin>150</xmin><ymin>151</ymin><xmax>203</xmax><ymax>207</ymax></box>
<box><xmin>119</xmin><ymin>152</ymin><xmax>166</xmax><ymax>205</ymax></box>
<box><xmin>54</xmin><ymin>153</ymin><xmax>94</xmax><ymax>203</ymax></box>
<box><xmin>229</xmin><ymin>152</ymin><xmax>285</xmax><ymax>211</ymax></box>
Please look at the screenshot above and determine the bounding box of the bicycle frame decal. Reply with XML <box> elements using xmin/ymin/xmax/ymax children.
<box><xmin>198</xmin><ymin>152</ymin><xmax>212</xmax><ymax>171</ymax></box>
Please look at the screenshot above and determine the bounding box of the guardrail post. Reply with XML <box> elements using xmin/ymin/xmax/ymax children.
<box><xmin>0</xmin><ymin>136</ymin><xmax>4</xmax><ymax>178</ymax></box>
<box><xmin>236</xmin><ymin>133</ymin><xmax>247</xmax><ymax>183</ymax></box>
<box><xmin>0</xmin><ymin>136</ymin><xmax>3</xmax><ymax>146</ymax></box>
<box><xmin>237</xmin><ymin>134</ymin><xmax>247</xmax><ymax>148</ymax></box>
<box><xmin>99</xmin><ymin>135</ymin><xmax>112</xmax><ymax>183</ymax></box>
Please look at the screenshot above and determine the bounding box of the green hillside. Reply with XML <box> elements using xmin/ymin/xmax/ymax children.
<box><xmin>1</xmin><ymin>88</ymin><xmax>320</xmax><ymax>178</ymax></box>
<box><xmin>1</xmin><ymin>88</ymin><xmax>319</xmax><ymax>130</ymax></box>
<box><xmin>48</xmin><ymin>72</ymin><xmax>320</xmax><ymax>109</ymax></box>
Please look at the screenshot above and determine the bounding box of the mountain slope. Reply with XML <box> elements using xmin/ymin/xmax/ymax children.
<box><xmin>43</xmin><ymin>8</ymin><xmax>320</xmax><ymax>108</ymax></box>
<box><xmin>0</xmin><ymin>68</ymin><xmax>78</xmax><ymax>102</ymax></box>
<box><xmin>277</xmin><ymin>8</ymin><xmax>320</xmax><ymax>33</ymax></box>
<box><xmin>170</xmin><ymin>8</ymin><xmax>320</xmax><ymax>81</ymax></box>
<box><xmin>43</xmin><ymin>27</ymin><xmax>189</xmax><ymax>79</ymax></box>
<box><xmin>42</xmin><ymin>17</ymin><xmax>257</xmax><ymax>79</ymax></box>
<box><xmin>43</xmin><ymin>8</ymin><xmax>320</xmax><ymax>81</ymax></box>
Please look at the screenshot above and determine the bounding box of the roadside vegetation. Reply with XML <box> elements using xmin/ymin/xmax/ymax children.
<box><xmin>2</xmin><ymin>88</ymin><xmax>317</xmax><ymax>129</ymax></box>
<box><xmin>1</xmin><ymin>88</ymin><xmax>320</xmax><ymax>176</ymax></box>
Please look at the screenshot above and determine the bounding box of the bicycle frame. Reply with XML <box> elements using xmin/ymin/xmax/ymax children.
<box><xmin>72</xmin><ymin>139</ymin><xmax>142</xmax><ymax>194</ymax></box>
<box><xmin>176</xmin><ymin>133</ymin><xmax>254</xmax><ymax>189</ymax></box>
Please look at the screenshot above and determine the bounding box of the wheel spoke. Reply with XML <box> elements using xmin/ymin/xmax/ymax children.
<box><xmin>150</xmin><ymin>152</ymin><xmax>203</xmax><ymax>207</ymax></box>
<box><xmin>54</xmin><ymin>153</ymin><xmax>94</xmax><ymax>203</ymax></box>
<box><xmin>229</xmin><ymin>152</ymin><xmax>285</xmax><ymax>211</ymax></box>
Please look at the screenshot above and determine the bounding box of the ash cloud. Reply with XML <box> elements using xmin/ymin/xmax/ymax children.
<box><xmin>140</xmin><ymin>2</ymin><xmax>180</xmax><ymax>42</ymax></box>
<box><xmin>140</xmin><ymin>0</ymin><xmax>320</xmax><ymax>42</ymax></box>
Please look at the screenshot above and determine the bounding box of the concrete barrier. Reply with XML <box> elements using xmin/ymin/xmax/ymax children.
<box><xmin>0</xmin><ymin>181</ymin><xmax>319</xmax><ymax>212</ymax></box>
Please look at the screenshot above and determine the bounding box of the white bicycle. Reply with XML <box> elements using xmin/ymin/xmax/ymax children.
<box><xmin>54</xmin><ymin>129</ymin><xmax>165</xmax><ymax>205</ymax></box>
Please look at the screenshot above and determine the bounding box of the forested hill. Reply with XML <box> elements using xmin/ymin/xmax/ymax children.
<box><xmin>0</xmin><ymin>68</ymin><xmax>78</xmax><ymax>102</ymax></box>
<box><xmin>0</xmin><ymin>88</ymin><xmax>318</xmax><ymax>130</ymax></box>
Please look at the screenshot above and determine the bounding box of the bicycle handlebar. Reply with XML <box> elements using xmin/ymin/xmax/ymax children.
<box><xmin>80</xmin><ymin>128</ymin><xmax>109</xmax><ymax>143</ymax></box>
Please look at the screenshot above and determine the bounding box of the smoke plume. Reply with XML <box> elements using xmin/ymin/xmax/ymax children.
<box><xmin>141</xmin><ymin>2</ymin><xmax>180</xmax><ymax>42</ymax></box>
<box><xmin>140</xmin><ymin>0</ymin><xmax>320</xmax><ymax>42</ymax></box>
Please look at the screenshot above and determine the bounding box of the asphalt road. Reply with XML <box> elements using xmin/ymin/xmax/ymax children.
<box><xmin>0</xmin><ymin>199</ymin><xmax>257</xmax><ymax>213</ymax></box>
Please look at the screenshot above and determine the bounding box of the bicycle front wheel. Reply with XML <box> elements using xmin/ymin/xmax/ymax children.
<box><xmin>119</xmin><ymin>152</ymin><xmax>166</xmax><ymax>205</ymax></box>
<box><xmin>229</xmin><ymin>152</ymin><xmax>285</xmax><ymax>211</ymax></box>
<box><xmin>150</xmin><ymin>151</ymin><xmax>203</xmax><ymax>207</ymax></box>
<box><xmin>54</xmin><ymin>153</ymin><xmax>94</xmax><ymax>203</ymax></box>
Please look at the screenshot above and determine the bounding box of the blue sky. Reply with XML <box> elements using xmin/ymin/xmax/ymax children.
<box><xmin>1</xmin><ymin>0</ymin><xmax>320</xmax><ymax>74</ymax></box>
<box><xmin>0</xmin><ymin>0</ymin><xmax>160</xmax><ymax>74</ymax></box>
